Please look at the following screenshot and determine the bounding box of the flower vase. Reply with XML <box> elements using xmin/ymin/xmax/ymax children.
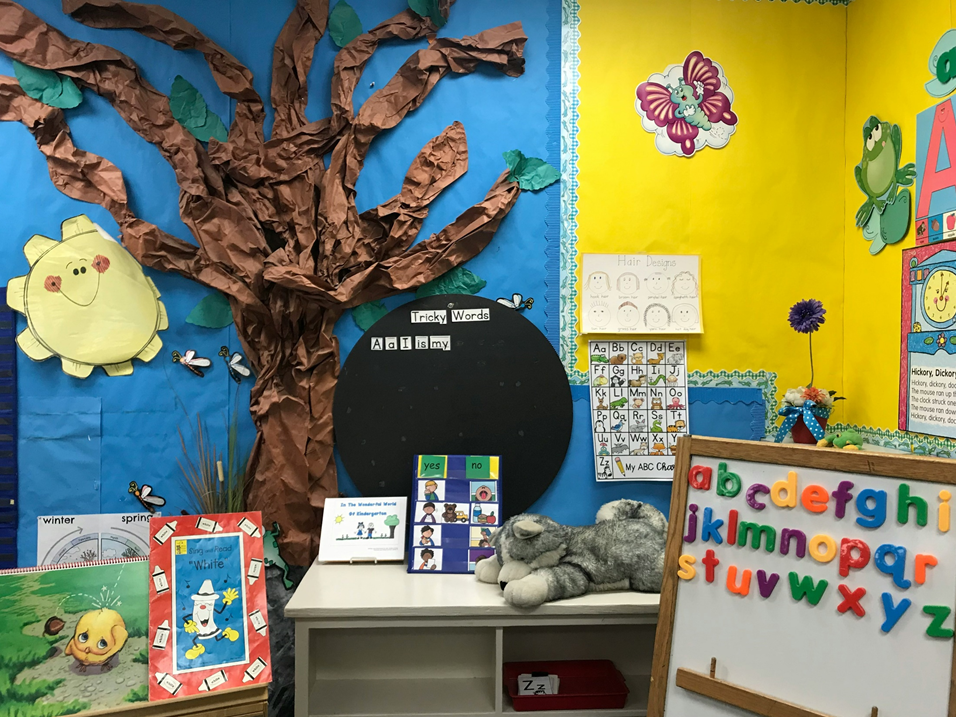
<box><xmin>790</xmin><ymin>415</ymin><xmax>828</xmax><ymax>444</ymax></box>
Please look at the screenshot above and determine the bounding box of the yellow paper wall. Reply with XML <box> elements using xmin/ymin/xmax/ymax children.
<box><xmin>576</xmin><ymin>0</ymin><xmax>848</xmax><ymax>415</ymax></box>
<box><xmin>844</xmin><ymin>0</ymin><xmax>951</xmax><ymax>431</ymax></box>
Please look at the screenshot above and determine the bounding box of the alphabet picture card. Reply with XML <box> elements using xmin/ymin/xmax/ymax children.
<box><xmin>650</xmin><ymin>438</ymin><xmax>956</xmax><ymax>717</ymax></box>
<box><xmin>590</xmin><ymin>339</ymin><xmax>687</xmax><ymax>481</ymax></box>
<box><xmin>408</xmin><ymin>455</ymin><xmax>500</xmax><ymax>574</ymax></box>
<box><xmin>148</xmin><ymin>512</ymin><xmax>271</xmax><ymax>700</ymax></box>
<box><xmin>581</xmin><ymin>254</ymin><xmax>701</xmax><ymax>334</ymax></box>
<box><xmin>318</xmin><ymin>497</ymin><xmax>407</xmax><ymax>562</ymax></box>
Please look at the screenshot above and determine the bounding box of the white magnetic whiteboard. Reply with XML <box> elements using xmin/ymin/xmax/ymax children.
<box><xmin>652</xmin><ymin>439</ymin><xmax>956</xmax><ymax>717</ymax></box>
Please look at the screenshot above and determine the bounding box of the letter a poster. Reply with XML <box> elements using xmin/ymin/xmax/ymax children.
<box><xmin>148</xmin><ymin>512</ymin><xmax>271</xmax><ymax>700</ymax></box>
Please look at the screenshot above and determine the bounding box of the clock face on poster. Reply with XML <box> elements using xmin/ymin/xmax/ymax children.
<box><xmin>923</xmin><ymin>267</ymin><xmax>956</xmax><ymax>326</ymax></box>
<box><xmin>333</xmin><ymin>295</ymin><xmax>573</xmax><ymax>519</ymax></box>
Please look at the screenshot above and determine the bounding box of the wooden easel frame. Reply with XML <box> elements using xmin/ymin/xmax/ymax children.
<box><xmin>647</xmin><ymin>436</ymin><xmax>956</xmax><ymax>717</ymax></box>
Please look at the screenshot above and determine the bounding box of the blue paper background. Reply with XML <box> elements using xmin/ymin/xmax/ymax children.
<box><xmin>0</xmin><ymin>1</ymin><xmax>737</xmax><ymax>564</ymax></box>
<box><xmin>173</xmin><ymin>533</ymin><xmax>247</xmax><ymax>672</ymax></box>
<box><xmin>0</xmin><ymin>0</ymin><xmax>574</xmax><ymax>566</ymax></box>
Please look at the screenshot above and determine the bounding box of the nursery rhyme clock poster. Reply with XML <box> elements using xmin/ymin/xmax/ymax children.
<box><xmin>900</xmin><ymin>240</ymin><xmax>956</xmax><ymax>438</ymax></box>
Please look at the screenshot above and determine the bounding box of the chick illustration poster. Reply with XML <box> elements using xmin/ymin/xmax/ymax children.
<box><xmin>148</xmin><ymin>512</ymin><xmax>271</xmax><ymax>700</ymax></box>
<box><xmin>0</xmin><ymin>557</ymin><xmax>149</xmax><ymax>713</ymax></box>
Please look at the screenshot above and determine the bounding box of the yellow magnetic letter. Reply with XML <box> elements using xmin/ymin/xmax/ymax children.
<box><xmin>808</xmin><ymin>534</ymin><xmax>837</xmax><ymax>563</ymax></box>
<box><xmin>677</xmin><ymin>554</ymin><xmax>697</xmax><ymax>580</ymax></box>
<box><xmin>771</xmin><ymin>471</ymin><xmax>798</xmax><ymax>508</ymax></box>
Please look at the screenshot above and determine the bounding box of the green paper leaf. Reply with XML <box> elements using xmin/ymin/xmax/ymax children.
<box><xmin>170</xmin><ymin>75</ymin><xmax>207</xmax><ymax>126</ymax></box>
<box><xmin>186</xmin><ymin>292</ymin><xmax>234</xmax><ymax>328</ymax></box>
<box><xmin>169</xmin><ymin>75</ymin><xmax>228</xmax><ymax>143</ymax></box>
<box><xmin>13</xmin><ymin>61</ymin><xmax>83</xmax><ymax>109</ymax></box>
<box><xmin>190</xmin><ymin>109</ymin><xmax>229</xmax><ymax>143</ymax></box>
<box><xmin>416</xmin><ymin>266</ymin><xmax>486</xmax><ymax>298</ymax></box>
<box><xmin>502</xmin><ymin>149</ymin><xmax>560</xmax><ymax>191</ymax></box>
<box><xmin>408</xmin><ymin>0</ymin><xmax>446</xmax><ymax>28</ymax></box>
<box><xmin>329</xmin><ymin>1</ymin><xmax>363</xmax><ymax>48</ymax></box>
<box><xmin>352</xmin><ymin>300</ymin><xmax>388</xmax><ymax>331</ymax></box>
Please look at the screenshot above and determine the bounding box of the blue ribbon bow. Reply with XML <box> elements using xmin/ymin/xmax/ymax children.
<box><xmin>775</xmin><ymin>401</ymin><xmax>828</xmax><ymax>443</ymax></box>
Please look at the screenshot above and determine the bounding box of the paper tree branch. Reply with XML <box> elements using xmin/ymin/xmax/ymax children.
<box><xmin>271</xmin><ymin>0</ymin><xmax>329</xmax><ymax>138</ymax></box>
<box><xmin>0</xmin><ymin>0</ymin><xmax>530</xmax><ymax>565</ymax></box>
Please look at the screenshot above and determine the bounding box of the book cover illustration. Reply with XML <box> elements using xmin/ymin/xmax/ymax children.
<box><xmin>318</xmin><ymin>497</ymin><xmax>407</xmax><ymax>562</ymax></box>
<box><xmin>408</xmin><ymin>455</ymin><xmax>500</xmax><ymax>574</ymax></box>
<box><xmin>148</xmin><ymin>512</ymin><xmax>271</xmax><ymax>700</ymax></box>
<box><xmin>0</xmin><ymin>557</ymin><xmax>148</xmax><ymax>713</ymax></box>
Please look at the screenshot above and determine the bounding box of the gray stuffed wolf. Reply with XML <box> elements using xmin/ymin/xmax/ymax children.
<box><xmin>474</xmin><ymin>499</ymin><xmax>667</xmax><ymax>607</ymax></box>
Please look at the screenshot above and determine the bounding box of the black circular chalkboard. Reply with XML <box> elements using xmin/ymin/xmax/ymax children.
<box><xmin>334</xmin><ymin>294</ymin><xmax>572</xmax><ymax>519</ymax></box>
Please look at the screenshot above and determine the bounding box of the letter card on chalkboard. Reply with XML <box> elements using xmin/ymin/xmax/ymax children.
<box><xmin>650</xmin><ymin>437</ymin><xmax>956</xmax><ymax>717</ymax></box>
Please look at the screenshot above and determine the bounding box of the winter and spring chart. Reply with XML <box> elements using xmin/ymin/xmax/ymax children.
<box><xmin>589</xmin><ymin>340</ymin><xmax>688</xmax><ymax>481</ymax></box>
<box><xmin>408</xmin><ymin>455</ymin><xmax>500</xmax><ymax>575</ymax></box>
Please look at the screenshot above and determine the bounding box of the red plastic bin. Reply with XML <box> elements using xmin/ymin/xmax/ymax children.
<box><xmin>503</xmin><ymin>660</ymin><xmax>630</xmax><ymax>712</ymax></box>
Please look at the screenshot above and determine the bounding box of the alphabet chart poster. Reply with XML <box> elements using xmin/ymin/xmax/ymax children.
<box><xmin>148</xmin><ymin>512</ymin><xmax>271</xmax><ymax>700</ymax></box>
<box><xmin>581</xmin><ymin>253</ymin><xmax>702</xmax><ymax>334</ymax></box>
<box><xmin>407</xmin><ymin>455</ymin><xmax>500</xmax><ymax>575</ymax></box>
<box><xmin>650</xmin><ymin>438</ymin><xmax>956</xmax><ymax>717</ymax></box>
<box><xmin>590</xmin><ymin>340</ymin><xmax>687</xmax><ymax>481</ymax></box>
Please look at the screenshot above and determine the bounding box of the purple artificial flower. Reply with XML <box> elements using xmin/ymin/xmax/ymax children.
<box><xmin>788</xmin><ymin>299</ymin><xmax>826</xmax><ymax>334</ymax></box>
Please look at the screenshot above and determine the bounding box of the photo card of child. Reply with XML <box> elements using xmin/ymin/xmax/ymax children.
<box><xmin>407</xmin><ymin>455</ymin><xmax>501</xmax><ymax>574</ymax></box>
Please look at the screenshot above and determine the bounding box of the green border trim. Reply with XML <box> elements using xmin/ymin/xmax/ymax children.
<box><xmin>560</xmin><ymin>0</ymin><xmax>587</xmax><ymax>384</ymax></box>
<box><xmin>827</xmin><ymin>423</ymin><xmax>956</xmax><ymax>458</ymax></box>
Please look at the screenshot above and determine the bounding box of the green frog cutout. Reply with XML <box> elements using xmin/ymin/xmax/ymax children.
<box><xmin>264</xmin><ymin>521</ymin><xmax>294</xmax><ymax>589</ymax></box>
<box><xmin>816</xmin><ymin>429</ymin><xmax>863</xmax><ymax>451</ymax></box>
<box><xmin>855</xmin><ymin>116</ymin><xmax>916</xmax><ymax>255</ymax></box>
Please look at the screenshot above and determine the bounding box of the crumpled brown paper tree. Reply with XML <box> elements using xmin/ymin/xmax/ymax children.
<box><xmin>0</xmin><ymin>0</ymin><xmax>532</xmax><ymax>564</ymax></box>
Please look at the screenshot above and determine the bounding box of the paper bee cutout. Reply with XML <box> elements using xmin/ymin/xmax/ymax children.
<box><xmin>172</xmin><ymin>349</ymin><xmax>212</xmax><ymax>377</ymax></box>
<box><xmin>496</xmin><ymin>293</ymin><xmax>534</xmax><ymax>311</ymax></box>
<box><xmin>129</xmin><ymin>481</ymin><xmax>166</xmax><ymax>513</ymax></box>
<box><xmin>219</xmin><ymin>346</ymin><xmax>251</xmax><ymax>384</ymax></box>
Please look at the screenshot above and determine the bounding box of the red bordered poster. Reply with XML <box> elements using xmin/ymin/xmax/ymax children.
<box><xmin>148</xmin><ymin>512</ymin><xmax>271</xmax><ymax>700</ymax></box>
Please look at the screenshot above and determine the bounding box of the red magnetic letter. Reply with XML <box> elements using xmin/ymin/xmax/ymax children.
<box><xmin>688</xmin><ymin>465</ymin><xmax>712</xmax><ymax>490</ymax></box>
<box><xmin>839</xmin><ymin>538</ymin><xmax>871</xmax><ymax>577</ymax></box>
<box><xmin>702</xmin><ymin>549</ymin><xmax>720</xmax><ymax>583</ymax></box>
<box><xmin>837</xmin><ymin>584</ymin><xmax>867</xmax><ymax>617</ymax></box>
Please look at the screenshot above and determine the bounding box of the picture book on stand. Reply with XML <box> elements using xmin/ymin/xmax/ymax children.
<box><xmin>408</xmin><ymin>455</ymin><xmax>501</xmax><ymax>574</ymax></box>
<box><xmin>148</xmin><ymin>512</ymin><xmax>271</xmax><ymax>700</ymax></box>
<box><xmin>0</xmin><ymin>557</ymin><xmax>149</xmax><ymax>714</ymax></box>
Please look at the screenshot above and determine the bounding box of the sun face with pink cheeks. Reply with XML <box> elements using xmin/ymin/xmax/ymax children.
<box><xmin>6</xmin><ymin>215</ymin><xmax>168</xmax><ymax>378</ymax></box>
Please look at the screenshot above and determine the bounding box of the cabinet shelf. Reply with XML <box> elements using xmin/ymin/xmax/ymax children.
<box><xmin>288</xmin><ymin>563</ymin><xmax>661</xmax><ymax>717</ymax></box>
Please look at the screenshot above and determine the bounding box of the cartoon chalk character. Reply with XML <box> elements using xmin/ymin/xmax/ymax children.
<box><xmin>855</xmin><ymin>116</ymin><xmax>917</xmax><ymax>254</ymax></box>
<box><xmin>355</xmin><ymin>521</ymin><xmax>365</xmax><ymax>538</ymax></box>
<box><xmin>423</xmin><ymin>480</ymin><xmax>439</xmax><ymax>501</ymax></box>
<box><xmin>366</xmin><ymin>523</ymin><xmax>375</xmax><ymax>539</ymax></box>
<box><xmin>584</xmin><ymin>272</ymin><xmax>611</xmax><ymax>293</ymax></box>
<box><xmin>65</xmin><ymin>608</ymin><xmax>128</xmax><ymax>672</ymax></box>
<box><xmin>182</xmin><ymin>580</ymin><xmax>240</xmax><ymax>659</ymax></box>
<box><xmin>617</xmin><ymin>272</ymin><xmax>639</xmax><ymax>294</ymax></box>
<box><xmin>671</xmin><ymin>272</ymin><xmax>699</xmax><ymax>297</ymax></box>
<box><xmin>646</xmin><ymin>273</ymin><xmax>668</xmax><ymax>295</ymax></box>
